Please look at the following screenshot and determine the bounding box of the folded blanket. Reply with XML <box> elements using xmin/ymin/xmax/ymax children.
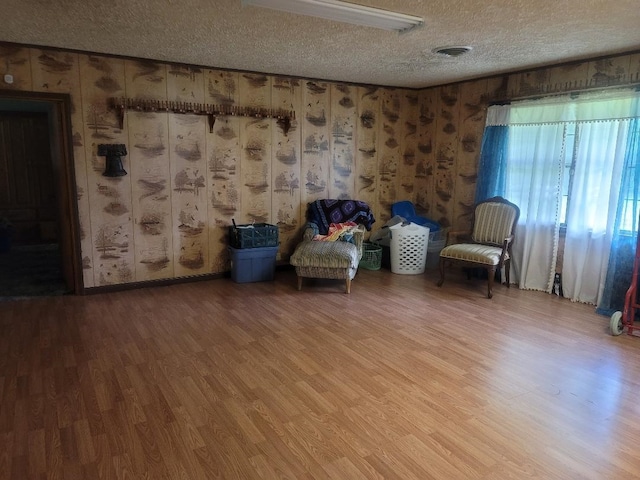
<box><xmin>313</xmin><ymin>222</ymin><xmax>358</xmax><ymax>242</ymax></box>
<box><xmin>308</xmin><ymin>199</ymin><xmax>375</xmax><ymax>235</ymax></box>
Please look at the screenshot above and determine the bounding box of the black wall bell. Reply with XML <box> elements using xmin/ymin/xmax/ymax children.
<box><xmin>97</xmin><ymin>144</ymin><xmax>128</xmax><ymax>177</ymax></box>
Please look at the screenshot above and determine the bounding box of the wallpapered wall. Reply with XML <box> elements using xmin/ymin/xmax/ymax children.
<box><xmin>0</xmin><ymin>45</ymin><xmax>424</xmax><ymax>288</ymax></box>
<box><xmin>1</xmin><ymin>44</ymin><xmax>638</xmax><ymax>289</ymax></box>
<box><xmin>417</xmin><ymin>53</ymin><xmax>640</xmax><ymax>236</ymax></box>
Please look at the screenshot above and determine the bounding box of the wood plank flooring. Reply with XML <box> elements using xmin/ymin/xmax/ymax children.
<box><xmin>1</xmin><ymin>267</ymin><xmax>640</xmax><ymax>479</ymax></box>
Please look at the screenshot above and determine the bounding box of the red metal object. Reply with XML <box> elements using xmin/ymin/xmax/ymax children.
<box><xmin>611</xmin><ymin>222</ymin><xmax>640</xmax><ymax>337</ymax></box>
<box><xmin>622</xmin><ymin>250</ymin><xmax>639</xmax><ymax>336</ymax></box>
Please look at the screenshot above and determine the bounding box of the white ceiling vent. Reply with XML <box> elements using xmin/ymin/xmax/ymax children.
<box><xmin>432</xmin><ymin>46</ymin><xmax>472</xmax><ymax>57</ymax></box>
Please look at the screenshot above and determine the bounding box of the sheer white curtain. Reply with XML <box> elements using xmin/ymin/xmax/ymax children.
<box><xmin>563</xmin><ymin>119</ymin><xmax>628</xmax><ymax>304</ymax></box>
<box><xmin>506</xmin><ymin>123</ymin><xmax>564</xmax><ymax>292</ymax></box>
<box><xmin>485</xmin><ymin>90</ymin><xmax>639</xmax><ymax>304</ymax></box>
<box><xmin>486</xmin><ymin>101</ymin><xmax>566</xmax><ymax>292</ymax></box>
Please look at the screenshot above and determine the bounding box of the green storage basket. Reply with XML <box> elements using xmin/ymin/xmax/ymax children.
<box><xmin>229</xmin><ymin>222</ymin><xmax>279</xmax><ymax>248</ymax></box>
<box><xmin>360</xmin><ymin>242</ymin><xmax>382</xmax><ymax>270</ymax></box>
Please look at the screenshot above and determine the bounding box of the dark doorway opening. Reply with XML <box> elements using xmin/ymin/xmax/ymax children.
<box><xmin>0</xmin><ymin>92</ymin><xmax>82</xmax><ymax>300</ymax></box>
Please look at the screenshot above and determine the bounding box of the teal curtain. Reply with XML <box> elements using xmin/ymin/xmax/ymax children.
<box><xmin>597</xmin><ymin>117</ymin><xmax>640</xmax><ymax>316</ymax></box>
<box><xmin>474</xmin><ymin>125</ymin><xmax>509</xmax><ymax>202</ymax></box>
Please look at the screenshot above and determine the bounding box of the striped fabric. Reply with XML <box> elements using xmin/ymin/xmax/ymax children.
<box><xmin>440</xmin><ymin>244</ymin><xmax>507</xmax><ymax>266</ymax></box>
<box><xmin>438</xmin><ymin>197</ymin><xmax>518</xmax><ymax>298</ymax></box>
<box><xmin>290</xmin><ymin>240</ymin><xmax>360</xmax><ymax>269</ymax></box>
<box><xmin>291</xmin><ymin>223</ymin><xmax>365</xmax><ymax>286</ymax></box>
<box><xmin>472</xmin><ymin>202</ymin><xmax>518</xmax><ymax>245</ymax></box>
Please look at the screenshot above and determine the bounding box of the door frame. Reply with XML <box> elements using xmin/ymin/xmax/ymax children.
<box><xmin>0</xmin><ymin>89</ymin><xmax>83</xmax><ymax>294</ymax></box>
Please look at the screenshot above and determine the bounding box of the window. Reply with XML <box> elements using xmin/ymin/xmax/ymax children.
<box><xmin>479</xmin><ymin>90</ymin><xmax>640</xmax><ymax>303</ymax></box>
<box><xmin>618</xmin><ymin>119</ymin><xmax>640</xmax><ymax>233</ymax></box>
<box><xmin>561</xmin><ymin>119</ymin><xmax>639</xmax><ymax>232</ymax></box>
<box><xmin>559</xmin><ymin>124</ymin><xmax>576</xmax><ymax>226</ymax></box>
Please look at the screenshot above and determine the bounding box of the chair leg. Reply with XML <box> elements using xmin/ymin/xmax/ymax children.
<box><xmin>486</xmin><ymin>267</ymin><xmax>496</xmax><ymax>298</ymax></box>
<box><xmin>297</xmin><ymin>275</ymin><xmax>303</xmax><ymax>291</ymax></box>
<box><xmin>437</xmin><ymin>258</ymin><xmax>445</xmax><ymax>287</ymax></box>
<box><xmin>345</xmin><ymin>277</ymin><xmax>351</xmax><ymax>294</ymax></box>
<box><xmin>505</xmin><ymin>259</ymin><xmax>511</xmax><ymax>288</ymax></box>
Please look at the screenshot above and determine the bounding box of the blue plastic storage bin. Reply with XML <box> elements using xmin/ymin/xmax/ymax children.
<box><xmin>391</xmin><ymin>201</ymin><xmax>440</xmax><ymax>234</ymax></box>
<box><xmin>228</xmin><ymin>245</ymin><xmax>278</xmax><ymax>283</ymax></box>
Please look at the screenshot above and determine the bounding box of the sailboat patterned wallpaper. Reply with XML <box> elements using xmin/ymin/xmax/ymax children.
<box><xmin>1</xmin><ymin>43</ymin><xmax>638</xmax><ymax>289</ymax></box>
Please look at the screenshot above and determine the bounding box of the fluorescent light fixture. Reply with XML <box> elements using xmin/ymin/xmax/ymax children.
<box><xmin>242</xmin><ymin>0</ymin><xmax>424</xmax><ymax>33</ymax></box>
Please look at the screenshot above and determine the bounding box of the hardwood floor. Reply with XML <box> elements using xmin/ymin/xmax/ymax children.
<box><xmin>1</xmin><ymin>267</ymin><xmax>639</xmax><ymax>479</ymax></box>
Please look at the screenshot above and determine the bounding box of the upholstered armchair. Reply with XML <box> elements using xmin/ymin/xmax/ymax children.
<box><xmin>289</xmin><ymin>199</ymin><xmax>375</xmax><ymax>293</ymax></box>
<box><xmin>437</xmin><ymin>196</ymin><xmax>520</xmax><ymax>298</ymax></box>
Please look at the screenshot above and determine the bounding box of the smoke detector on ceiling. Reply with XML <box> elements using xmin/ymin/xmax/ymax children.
<box><xmin>432</xmin><ymin>46</ymin><xmax>473</xmax><ymax>57</ymax></box>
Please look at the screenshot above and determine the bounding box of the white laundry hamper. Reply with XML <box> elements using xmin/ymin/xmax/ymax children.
<box><xmin>389</xmin><ymin>222</ymin><xmax>430</xmax><ymax>274</ymax></box>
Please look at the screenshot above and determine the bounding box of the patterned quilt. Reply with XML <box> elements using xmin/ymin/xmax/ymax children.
<box><xmin>307</xmin><ymin>199</ymin><xmax>375</xmax><ymax>235</ymax></box>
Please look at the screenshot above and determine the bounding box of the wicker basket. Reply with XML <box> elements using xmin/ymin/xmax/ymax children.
<box><xmin>229</xmin><ymin>223</ymin><xmax>279</xmax><ymax>248</ymax></box>
<box><xmin>359</xmin><ymin>242</ymin><xmax>382</xmax><ymax>270</ymax></box>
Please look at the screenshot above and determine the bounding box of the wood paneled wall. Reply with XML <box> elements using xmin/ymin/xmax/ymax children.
<box><xmin>0</xmin><ymin>46</ymin><xmax>422</xmax><ymax>288</ymax></box>
<box><xmin>418</xmin><ymin>54</ymin><xmax>640</xmax><ymax>232</ymax></box>
<box><xmin>1</xmin><ymin>43</ymin><xmax>638</xmax><ymax>289</ymax></box>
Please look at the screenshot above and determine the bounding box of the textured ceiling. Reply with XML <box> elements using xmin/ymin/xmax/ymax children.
<box><xmin>2</xmin><ymin>0</ymin><xmax>640</xmax><ymax>88</ymax></box>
